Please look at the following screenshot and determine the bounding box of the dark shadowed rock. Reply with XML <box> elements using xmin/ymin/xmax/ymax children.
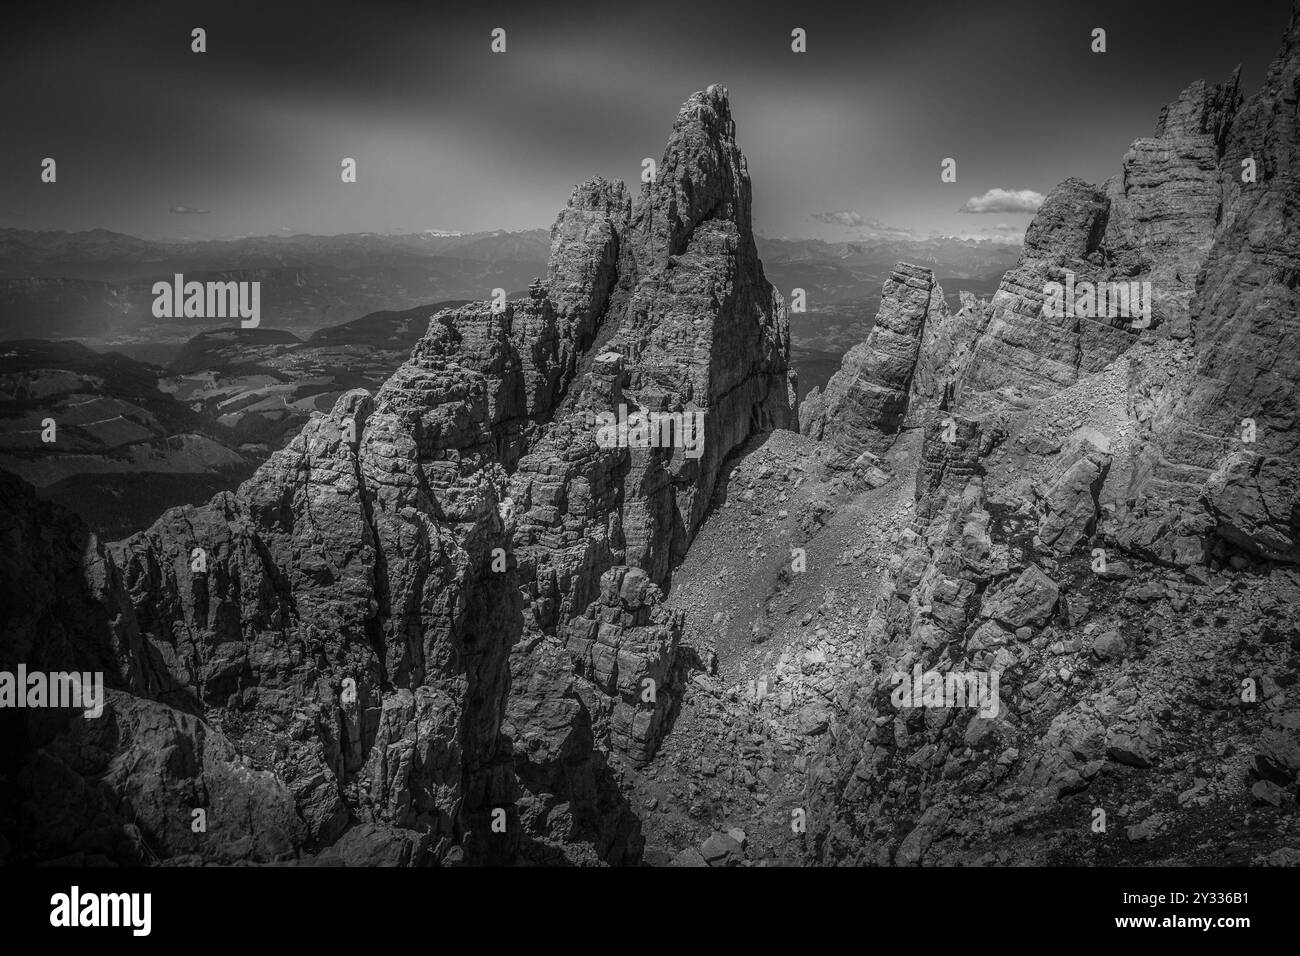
<box><xmin>1203</xmin><ymin>452</ymin><xmax>1300</xmax><ymax>562</ymax></box>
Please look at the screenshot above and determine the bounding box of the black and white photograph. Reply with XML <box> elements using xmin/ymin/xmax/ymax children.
<box><xmin>0</xmin><ymin>0</ymin><xmax>1296</xmax><ymax>936</ymax></box>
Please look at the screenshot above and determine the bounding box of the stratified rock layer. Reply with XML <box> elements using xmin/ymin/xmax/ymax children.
<box><xmin>504</xmin><ymin>86</ymin><xmax>793</xmax><ymax>859</ymax></box>
<box><xmin>1125</xmin><ymin>10</ymin><xmax>1300</xmax><ymax>563</ymax></box>
<box><xmin>804</xmin><ymin>4</ymin><xmax>1300</xmax><ymax>869</ymax></box>
<box><xmin>800</xmin><ymin>263</ymin><xmax>945</xmax><ymax>464</ymax></box>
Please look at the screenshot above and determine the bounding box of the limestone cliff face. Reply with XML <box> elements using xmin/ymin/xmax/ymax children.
<box><xmin>804</xmin><ymin>4</ymin><xmax>1300</xmax><ymax>868</ymax></box>
<box><xmin>907</xmin><ymin>290</ymin><xmax>988</xmax><ymax>426</ymax></box>
<box><xmin>608</xmin><ymin>86</ymin><xmax>796</xmax><ymax>577</ymax></box>
<box><xmin>899</xmin><ymin>17</ymin><xmax>1297</xmax><ymax>568</ymax></box>
<box><xmin>504</xmin><ymin>85</ymin><xmax>794</xmax><ymax>858</ymax></box>
<box><xmin>0</xmin><ymin>86</ymin><xmax>793</xmax><ymax>867</ymax></box>
<box><xmin>0</xmin><ymin>473</ymin><xmax>307</xmax><ymax>867</ymax></box>
<box><xmin>1124</xmin><ymin>6</ymin><xmax>1300</xmax><ymax>564</ymax></box>
<box><xmin>961</xmin><ymin>179</ymin><xmax>1118</xmax><ymax>400</ymax></box>
<box><xmin>511</xmin><ymin>86</ymin><xmax>794</xmax><ymax>629</ymax></box>
<box><xmin>959</xmin><ymin>70</ymin><xmax>1240</xmax><ymax>404</ymax></box>
<box><xmin>800</xmin><ymin>263</ymin><xmax>945</xmax><ymax>464</ymax></box>
<box><xmin>112</xmin><ymin>367</ymin><xmax>522</xmax><ymax>862</ymax></box>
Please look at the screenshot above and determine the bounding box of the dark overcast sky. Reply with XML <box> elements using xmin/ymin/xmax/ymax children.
<box><xmin>0</xmin><ymin>0</ymin><xmax>1290</xmax><ymax>241</ymax></box>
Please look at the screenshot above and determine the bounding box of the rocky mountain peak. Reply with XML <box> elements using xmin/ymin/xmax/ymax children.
<box><xmin>803</xmin><ymin>3</ymin><xmax>1300</xmax><ymax>869</ymax></box>
<box><xmin>1154</xmin><ymin>71</ymin><xmax>1242</xmax><ymax>150</ymax></box>
<box><xmin>1020</xmin><ymin>178</ymin><xmax>1109</xmax><ymax>263</ymax></box>
<box><xmin>0</xmin><ymin>85</ymin><xmax>795</xmax><ymax>868</ymax></box>
<box><xmin>6</xmin><ymin>9</ymin><xmax>1299</xmax><ymax>878</ymax></box>
<box><xmin>800</xmin><ymin>261</ymin><xmax>946</xmax><ymax>463</ymax></box>
<box><xmin>633</xmin><ymin>83</ymin><xmax>753</xmax><ymax>265</ymax></box>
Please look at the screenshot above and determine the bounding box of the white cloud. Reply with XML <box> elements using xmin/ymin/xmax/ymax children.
<box><xmin>958</xmin><ymin>188</ymin><xmax>1044</xmax><ymax>214</ymax></box>
<box><xmin>928</xmin><ymin>228</ymin><xmax>1024</xmax><ymax>245</ymax></box>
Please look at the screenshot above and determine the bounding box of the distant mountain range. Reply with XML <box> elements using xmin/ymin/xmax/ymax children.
<box><xmin>756</xmin><ymin>234</ymin><xmax>1021</xmax><ymax>302</ymax></box>
<box><xmin>0</xmin><ymin>227</ymin><xmax>552</xmax><ymax>343</ymax></box>
<box><xmin>0</xmin><ymin>227</ymin><xmax>1018</xmax><ymax>365</ymax></box>
<box><xmin>0</xmin><ymin>227</ymin><xmax>554</xmax><ymax>280</ymax></box>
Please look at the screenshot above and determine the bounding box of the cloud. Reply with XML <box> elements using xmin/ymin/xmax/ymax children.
<box><xmin>928</xmin><ymin>228</ymin><xmax>1025</xmax><ymax>245</ymax></box>
<box><xmin>169</xmin><ymin>205</ymin><xmax>211</xmax><ymax>215</ymax></box>
<box><xmin>958</xmin><ymin>188</ymin><xmax>1044</xmax><ymax>214</ymax></box>
<box><xmin>810</xmin><ymin>210</ymin><xmax>915</xmax><ymax>239</ymax></box>
<box><xmin>811</xmin><ymin>210</ymin><xmax>865</xmax><ymax>227</ymax></box>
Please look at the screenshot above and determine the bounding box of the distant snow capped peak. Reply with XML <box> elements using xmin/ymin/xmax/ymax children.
<box><xmin>421</xmin><ymin>228</ymin><xmax>465</xmax><ymax>237</ymax></box>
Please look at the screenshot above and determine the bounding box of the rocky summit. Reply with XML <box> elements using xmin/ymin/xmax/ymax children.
<box><xmin>0</xmin><ymin>85</ymin><xmax>796</xmax><ymax>867</ymax></box>
<box><xmin>792</xmin><ymin>6</ymin><xmax>1300</xmax><ymax>867</ymax></box>
<box><xmin>3</xmin><ymin>7</ymin><xmax>1300</xmax><ymax>873</ymax></box>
